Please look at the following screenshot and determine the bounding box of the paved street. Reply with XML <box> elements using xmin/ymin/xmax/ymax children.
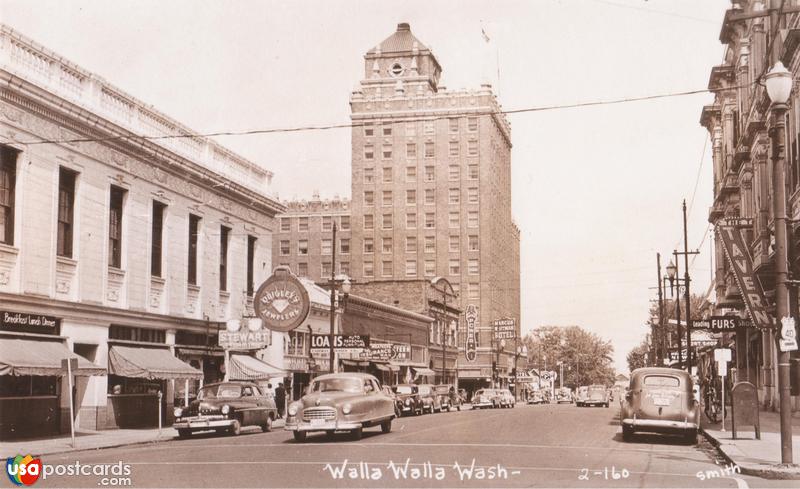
<box><xmin>19</xmin><ymin>404</ymin><xmax>794</xmax><ymax>488</ymax></box>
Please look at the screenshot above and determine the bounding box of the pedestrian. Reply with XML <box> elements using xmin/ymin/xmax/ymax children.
<box><xmin>275</xmin><ymin>382</ymin><xmax>286</xmax><ymax>418</ymax></box>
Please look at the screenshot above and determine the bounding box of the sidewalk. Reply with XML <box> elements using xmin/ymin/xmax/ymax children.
<box><xmin>701</xmin><ymin>409</ymin><xmax>800</xmax><ymax>479</ymax></box>
<box><xmin>2</xmin><ymin>419</ymin><xmax>287</xmax><ymax>457</ymax></box>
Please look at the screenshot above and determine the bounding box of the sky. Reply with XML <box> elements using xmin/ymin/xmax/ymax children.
<box><xmin>0</xmin><ymin>0</ymin><xmax>730</xmax><ymax>373</ymax></box>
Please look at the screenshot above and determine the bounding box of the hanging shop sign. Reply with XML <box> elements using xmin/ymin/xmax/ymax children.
<box><xmin>253</xmin><ymin>266</ymin><xmax>310</xmax><ymax>332</ymax></box>
<box><xmin>310</xmin><ymin>334</ymin><xmax>370</xmax><ymax>357</ymax></box>
<box><xmin>716</xmin><ymin>223</ymin><xmax>774</xmax><ymax>329</ymax></box>
<box><xmin>692</xmin><ymin>316</ymin><xmax>752</xmax><ymax>332</ymax></box>
<box><xmin>219</xmin><ymin>318</ymin><xmax>270</xmax><ymax>350</ymax></box>
<box><xmin>465</xmin><ymin>304</ymin><xmax>478</xmax><ymax>363</ymax></box>
<box><xmin>492</xmin><ymin>318</ymin><xmax>516</xmax><ymax>340</ymax></box>
<box><xmin>1</xmin><ymin>311</ymin><xmax>60</xmax><ymax>335</ymax></box>
<box><xmin>366</xmin><ymin>342</ymin><xmax>410</xmax><ymax>361</ymax></box>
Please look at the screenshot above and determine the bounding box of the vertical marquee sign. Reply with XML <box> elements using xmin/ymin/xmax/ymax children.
<box><xmin>465</xmin><ymin>304</ymin><xmax>478</xmax><ymax>363</ymax></box>
<box><xmin>716</xmin><ymin>219</ymin><xmax>773</xmax><ymax>330</ymax></box>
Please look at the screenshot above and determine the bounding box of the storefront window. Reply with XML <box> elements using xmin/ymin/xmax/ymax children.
<box><xmin>0</xmin><ymin>376</ymin><xmax>58</xmax><ymax>397</ymax></box>
<box><xmin>107</xmin><ymin>375</ymin><xmax>164</xmax><ymax>395</ymax></box>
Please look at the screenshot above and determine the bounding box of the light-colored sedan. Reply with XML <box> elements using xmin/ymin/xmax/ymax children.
<box><xmin>285</xmin><ymin>373</ymin><xmax>395</xmax><ymax>442</ymax></box>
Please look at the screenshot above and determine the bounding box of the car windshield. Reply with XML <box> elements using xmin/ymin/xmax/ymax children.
<box><xmin>311</xmin><ymin>377</ymin><xmax>363</xmax><ymax>393</ymax></box>
<box><xmin>198</xmin><ymin>384</ymin><xmax>242</xmax><ymax>400</ymax></box>
<box><xmin>418</xmin><ymin>386</ymin><xmax>431</xmax><ymax>395</ymax></box>
<box><xmin>643</xmin><ymin>375</ymin><xmax>681</xmax><ymax>387</ymax></box>
<box><xmin>588</xmin><ymin>386</ymin><xmax>605</xmax><ymax>394</ymax></box>
<box><xmin>475</xmin><ymin>390</ymin><xmax>486</xmax><ymax>396</ymax></box>
<box><xmin>395</xmin><ymin>385</ymin><xmax>415</xmax><ymax>394</ymax></box>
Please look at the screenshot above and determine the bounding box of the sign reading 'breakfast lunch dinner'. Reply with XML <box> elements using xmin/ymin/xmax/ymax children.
<box><xmin>253</xmin><ymin>266</ymin><xmax>311</xmax><ymax>333</ymax></box>
<box><xmin>0</xmin><ymin>311</ymin><xmax>59</xmax><ymax>334</ymax></box>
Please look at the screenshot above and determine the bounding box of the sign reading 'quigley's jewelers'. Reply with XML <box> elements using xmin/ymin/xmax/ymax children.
<box><xmin>253</xmin><ymin>266</ymin><xmax>311</xmax><ymax>333</ymax></box>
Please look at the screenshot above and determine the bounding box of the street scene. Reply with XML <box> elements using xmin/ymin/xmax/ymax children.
<box><xmin>1</xmin><ymin>0</ymin><xmax>800</xmax><ymax>488</ymax></box>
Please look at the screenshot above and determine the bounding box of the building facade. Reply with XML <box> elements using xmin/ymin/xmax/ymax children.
<box><xmin>349</xmin><ymin>23</ymin><xmax>521</xmax><ymax>389</ymax></box>
<box><xmin>272</xmin><ymin>193</ymin><xmax>351</xmax><ymax>282</ymax></box>
<box><xmin>0</xmin><ymin>25</ymin><xmax>284</xmax><ymax>438</ymax></box>
<box><xmin>701</xmin><ymin>1</ymin><xmax>799</xmax><ymax>410</ymax></box>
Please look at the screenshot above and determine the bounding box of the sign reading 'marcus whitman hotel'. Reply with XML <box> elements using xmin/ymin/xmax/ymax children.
<box><xmin>253</xmin><ymin>266</ymin><xmax>311</xmax><ymax>333</ymax></box>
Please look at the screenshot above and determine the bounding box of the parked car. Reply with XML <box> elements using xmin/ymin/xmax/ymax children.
<box><xmin>498</xmin><ymin>389</ymin><xmax>516</xmax><ymax>408</ymax></box>
<box><xmin>393</xmin><ymin>384</ymin><xmax>423</xmax><ymax>416</ymax></box>
<box><xmin>416</xmin><ymin>384</ymin><xmax>442</xmax><ymax>413</ymax></box>
<box><xmin>574</xmin><ymin>386</ymin><xmax>589</xmax><ymax>406</ymax></box>
<box><xmin>555</xmin><ymin>387</ymin><xmax>573</xmax><ymax>404</ymax></box>
<box><xmin>527</xmin><ymin>390</ymin><xmax>546</xmax><ymax>404</ymax></box>
<box><xmin>285</xmin><ymin>373</ymin><xmax>395</xmax><ymax>442</ymax></box>
<box><xmin>173</xmin><ymin>381</ymin><xmax>277</xmax><ymax>438</ymax></box>
<box><xmin>471</xmin><ymin>388</ymin><xmax>500</xmax><ymax>409</ymax></box>
<box><xmin>382</xmin><ymin>385</ymin><xmax>402</xmax><ymax>418</ymax></box>
<box><xmin>620</xmin><ymin>367</ymin><xmax>700</xmax><ymax>443</ymax></box>
<box><xmin>434</xmin><ymin>384</ymin><xmax>461</xmax><ymax>411</ymax></box>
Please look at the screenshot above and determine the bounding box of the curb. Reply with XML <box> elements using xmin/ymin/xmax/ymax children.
<box><xmin>700</xmin><ymin>427</ymin><xmax>800</xmax><ymax>480</ymax></box>
<box><xmin>26</xmin><ymin>435</ymin><xmax>177</xmax><ymax>458</ymax></box>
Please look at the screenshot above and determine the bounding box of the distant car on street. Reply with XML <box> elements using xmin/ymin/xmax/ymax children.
<box><xmin>527</xmin><ymin>390</ymin><xmax>546</xmax><ymax>404</ymax></box>
<box><xmin>285</xmin><ymin>373</ymin><xmax>395</xmax><ymax>442</ymax></box>
<box><xmin>393</xmin><ymin>384</ymin><xmax>423</xmax><ymax>416</ymax></box>
<box><xmin>173</xmin><ymin>381</ymin><xmax>277</xmax><ymax>438</ymax></box>
<box><xmin>620</xmin><ymin>367</ymin><xmax>700</xmax><ymax>443</ymax></box>
<box><xmin>581</xmin><ymin>384</ymin><xmax>609</xmax><ymax>408</ymax></box>
<box><xmin>575</xmin><ymin>386</ymin><xmax>589</xmax><ymax>406</ymax></box>
<box><xmin>434</xmin><ymin>384</ymin><xmax>462</xmax><ymax>411</ymax></box>
<box><xmin>555</xmin><ymin>387</ymin><xmax>573</xmax><ymax>404</ymax></box>
<box><xmin>498</xmin><ymin>389</ymin><xmax>516</xmax><ymax>408</ymax></box>
<box><xmin>417</xmin><ymin>384</ymin><xmax>442</xmax><ymax>413</ymax></box>
<box><xmin>471</xmin><ymin>388</ymin><xmax>500</xmax><ymax>409</ymax></box>
<box><xmin>382</xmin><ymin>385</ymin><xmax>402</xmax><ymax>418</ymax></box>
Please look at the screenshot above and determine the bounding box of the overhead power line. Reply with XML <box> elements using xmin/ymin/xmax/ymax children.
<box><xmin>14</xmin><ymin>82</ymin><xmax>754</xmax><ymax>147</ymax></box>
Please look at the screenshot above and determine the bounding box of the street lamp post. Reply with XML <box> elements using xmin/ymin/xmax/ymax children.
<box><xmin>514</xmin><ymin>344</ymin><xmax>527</xmax><ymax>401</ymax></box>
<box><xmin>666</xmin><ymin>258</ymin><xmax>683</xmax><ymax>369</ymax></box>
<box><xmin>764</xmin><ymin>59</ymin><xmax>794</xmax><ymax>465</ymax></box>
<box><xmin>495</xmin><ymin>338</ymin><xmax>506</xmax><ymax>388</ymax></box>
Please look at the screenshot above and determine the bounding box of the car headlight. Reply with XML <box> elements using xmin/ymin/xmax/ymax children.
<box><xmin>221</xmin><ymin>405</ymin><xmax>230</xmax><ymax>415</ymax></box>
<box><xmin>405</xmin><ymin>399</ymin><xmax>410</xmax><ymax>406</ymax></box>
<box><xmin>288</xmin><ymin>403</ymin><xmax>299</xmax><ymax>417</ymax></box>
<box><xmin>342</xmin><ymin>403</ymin><xmax>352</xmax><ymax>415</ymax></box>
<box><xmin>173</xmin><ymin>407</ymin><xmax>183</xmax><ymax>418</ymax></box>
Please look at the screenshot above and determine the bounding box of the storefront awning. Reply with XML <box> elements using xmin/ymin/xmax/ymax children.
<box><xmin>108</xmin><ymin>345</ymin><xmax>203</xmax><ymax>380</ymax></box>
<box><xmin>412</xmin><ymin>367</ymin><xmax>436</xmax><ymax>378</ymax></box>
<box><xmin>228</xmin><ymin>354</ymin><xmax>285</xmax><ymax>381</ymax></box>
<box><xmin>0</xmin><ymin>337</ymin><xmax>106</xmax><ymax>376</ymax></box>
<box><xmin>373</xmin><ymin>362</ymin><xmax>399</xmax><ymax>372</ymax></box>
<box><xmin>341</xmin><ymin>359</ymin><xmax>370</xmax><ymax>367</ymax></box>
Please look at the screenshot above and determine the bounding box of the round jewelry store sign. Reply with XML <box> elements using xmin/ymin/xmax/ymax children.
<box><xmin>254</xmin><ymin>266</ymin><xmax>311</xmax><ymax>332</ymax></box>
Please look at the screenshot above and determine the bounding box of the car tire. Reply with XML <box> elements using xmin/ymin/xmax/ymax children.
<box><xmin>230</xmin><ymin>419</ymin><xmax>241</xmax><ymax>436</ymax></box>
<box><xmin>605</xmin><ymin>403</ymin><xmax>609</xmax><ymax>408</ymax></box>
<box><xmin>381</xmin><ymin>419</ymin><xmax>392</xmax><ymax>433</ymax></box>
<box><xmin>261</xmin><ymin>414</ymin><xmax>273</xmax><ymax>432</ymax></box>
<box><xmin>351</xmin><ymin>427</ymin><xmax>363</xmax><ymax>441</ymax></box>
<box><xmin>293</xmin><ymin>430</ymin><xmax>307</xmax><ymax>442</ymax></box>
<box><xmin>457</xmin><ymin>405</ymin><xmax>461</xmax><ymax>411</ymax></box>
<box><xmin>177</xmin><ymin>429</ymin><xmax>191</xmax><ymax>438</ymax></box>
<box><xmin>683</xmin><ymin>429</ymin><xmax>697</xmax><ymax>445</ymax></box>
<box><xmin>622</xmin><ymin>425</ymin><xmax>634</xmax><ymax>442</ymax></box>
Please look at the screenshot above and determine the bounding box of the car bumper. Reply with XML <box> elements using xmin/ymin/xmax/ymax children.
<box><xmin>622</xmin><ymin>418</ymin><xmax>698</xmax><ymax>432</ymax></box>
<box><xmin>400</xmin><ymin>406</ymin><xmax>416</xmax><ymax>413</ymax></box>
<box><xmin>173</xmin><ymin>417</ymin><xmax>235</xmax><ymax>430</ymax></box>
<box><xmin>472</xmin><ymin>402</ymin><xmax>493</xmax><ymax>408</ymax></box>
<box><xmin>285</xmin><ymin>419</ymin><xmax>361</xmax><ymax>432</ymax></box>
<box><xmin>583</xmin><ymin>400</ymin><xmax>606</xmax><ymax>405</ymax></box>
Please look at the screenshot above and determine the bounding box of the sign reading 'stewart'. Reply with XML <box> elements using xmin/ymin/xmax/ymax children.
<box><xmin>254</xmin><ymin>266</ymin><xmax>311</xmax><ymax>332</ymax></box>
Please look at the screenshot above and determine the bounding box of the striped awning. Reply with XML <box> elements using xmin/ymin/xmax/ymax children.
<box><xmin>228</xmin><ymin>354</ymin><xmax>284</xmax><ymax>381</ymax></box>
<box><xmin>109</xmin><ymin>345</ymin><xmax>203</xmax><ymax>380</ymax></box>
<box><xmin>373</xmin><ymin>362</ymin><xmax>399</xmax><ymax>372</ymax></box>
<box><xmin>0</xmin><ymin>337</ymin><xmax>105</xmax><ymax>377</ymax></box>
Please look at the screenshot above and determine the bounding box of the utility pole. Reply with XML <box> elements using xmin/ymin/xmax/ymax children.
<box><xmin>657</xmin><ymin>253</ymin><xmax>664</xmax><ymax>366</ymax></box>
<box><xmin>328</xmin><ymin>221</ymin><xmax>337</xmax><ymax>373</ymax></box>
<box><xmin>672</xmin><ymin>253</ymin><xmax>683</xmax><ymax>369</ymax></box>
<box><xmin>682</xmin><ymin>200</ymin><xmax>693</xmax><ymax>372</ymax></box>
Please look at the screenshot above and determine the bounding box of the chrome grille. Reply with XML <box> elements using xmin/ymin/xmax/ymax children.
<box><xmin>303</xmin><ymin>407</ymin><xmax>336</xmax><ymax>421</ymax></box>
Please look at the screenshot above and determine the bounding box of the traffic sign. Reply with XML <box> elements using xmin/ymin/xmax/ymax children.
<box><xmin>714</xmin><ymin>348</ymin><xmax>731</xmax><ymax>362</ymax></box>
<box><xmin>779</xmin><ymin>317</ymin><xmax>798</xmax><ymax>352</ymax></box>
